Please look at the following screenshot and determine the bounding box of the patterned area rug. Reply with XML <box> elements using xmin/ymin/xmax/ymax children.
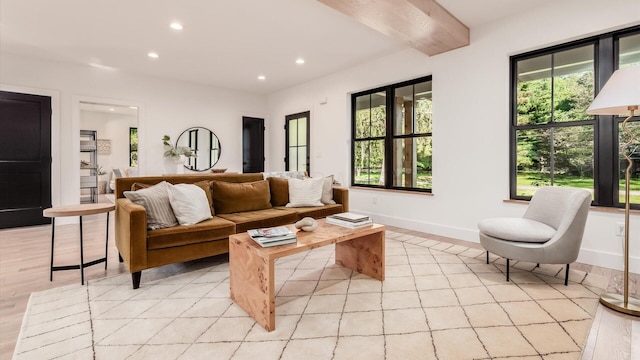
<box><xmin>14</xmin><ymin>230</ymin><xmax>608</xmax><ymax>360</ymax></box>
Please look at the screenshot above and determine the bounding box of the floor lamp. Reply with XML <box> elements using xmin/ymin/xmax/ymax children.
<box><xmin>586</xmin><ymin>64</ymin><xmax>640</xmax><ymax>317</ymax></box>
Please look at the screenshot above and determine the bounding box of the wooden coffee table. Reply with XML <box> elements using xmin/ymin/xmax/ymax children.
<box><xmin>229</xmin><ymin>219</ymin><xmax>385</xmax><ymax>331</ymax></box>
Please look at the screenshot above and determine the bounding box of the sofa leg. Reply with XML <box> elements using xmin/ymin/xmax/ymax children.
<box><xmin>506</xmin><ymin>259</ymin><xmax>510</xmax><ymax>282</ymax></box>
<box><xmin>486</xmin><ymin>251</ymin><xmax>489</xmax><ymax>264</ymax></box>
<box><xmin>564</xmin><ymin>264</ymin><xmax>569</xmax><ymax>286</ymax></box>
<box><xmin>132</xmin><ymin>272</ymin><xmax>141</xmax><ymax>289</ymax></box>
<box><xmin>118</xmin><ymin>253</ymin><xmax>124</xmax><ymax>263</ymax></box>
<box><xmin>536</xmin><ymin>263</ymin><xmax>540</xmax><ymax>268</ymax></box>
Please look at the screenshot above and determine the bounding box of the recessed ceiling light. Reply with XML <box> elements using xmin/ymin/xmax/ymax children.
<box><xmin>128</xmin><ymin>106</ymin><xmax>138</xmax><ymax>110</ymax></box>
<box><xmin>296</xmin><ymin>58</ymin><xmax>305</xmax><ymax>64</ymax></box>
<box><xmin>258</xmin><ymin>75</ymin><xmax>266</xmax><ymax>80</ymax></box>
<box><xmin>148</xmin><ymin>52</ymin><xmax>159</xmax><ymax>59</ymax></box>
<box><xmin>109</xmin><ymin>108</ymin><xmax>115</xmax><ymax>112</ymax></box>
<box><xmin>170</xmin><ymin>22</ymin><xmax>183</xmax><ymax>31</ymax></box>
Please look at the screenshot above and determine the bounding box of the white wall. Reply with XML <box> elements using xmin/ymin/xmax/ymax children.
<box><xmin>1</xmin><ymin>53</ymin><xmax>268</xmax><ymax>220</ymax></box>
<box><xmin>267</xmin><ymin>0</ymin><xmax>640</xmax><ymax>272</ymax></box>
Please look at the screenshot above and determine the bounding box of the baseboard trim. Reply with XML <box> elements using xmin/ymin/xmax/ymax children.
<box><xmin>356</xmin><ymin>209</ymin><xmax>639</xmax><ymax>273</ymax></box>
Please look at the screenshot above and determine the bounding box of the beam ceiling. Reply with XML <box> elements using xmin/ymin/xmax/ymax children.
<box><xmin>316</xmin><ymin>0</ymin><xmax>470</xmax><ymax>56</ymax></box>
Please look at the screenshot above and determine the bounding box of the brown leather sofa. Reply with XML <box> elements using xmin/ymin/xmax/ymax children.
<box><xmin>115</xmin><ymin>173</ymin><xmax>348</xmax><ymax>288</ymax></box>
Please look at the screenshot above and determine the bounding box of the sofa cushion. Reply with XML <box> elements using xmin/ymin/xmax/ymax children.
<box><xmin>168</xmin><ymin>183</ymin><xmax>213</xmax><ymax>225</ymax></box>
<box><xmin>211</xmin><ymin>180</ymin><xmax>272</xmax><ymax>214</ymax></box>
<box><xmin>478</xmin><ymin>217</ymin><xmax>556</xmax><ymax>243</ymax></box>
<box><xmin>268</xmin><ymin>177</ymin><xmax>289</xmax><ymax>206</ymax></box>
<box><xmin>275</xmin><ymin>204</ymin><xmax>343</xmax><ymax>220</ymax></box>
<box><xmin>147</xmin><ymin>216</ymin><xmax>236</xmax><ymax>250</ymax></box>
<box><xmin>123</xmin><ymin>181</ymin><xmax>178</xmax><ymax>230</ymax></box>
<box><xmin>286</xmin><ymin>177</ymin><xmax>324</xmax><ymax>207</ymax></box>
<box><xmin>133</xmin><ymin>180</ymin><xmax>215</xmax><ymax>215</ymax></box>
<box><xmin>217</xmin><ymin>208</ymin><xmax>298</xmax><ymax>233</ymax></box>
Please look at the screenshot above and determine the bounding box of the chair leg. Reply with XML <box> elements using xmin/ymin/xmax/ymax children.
<box><xmin>118</xmin><ymin>253</ymin><xmax>124</xmax><ymax>263</ymax></box>
<box><xmin>506</xmin><ymin>259</ymin><xmax>510</xmax><ymax>282</ymax></box>
<box><xmin>486</xmin><ymin>251</ymin><xmax>489</xmax><ymax>264</ymax></box>
<box><xmin>564</xmin><ymin>264</ymin><xmax>569</xmax><ymax>286</ymax></box>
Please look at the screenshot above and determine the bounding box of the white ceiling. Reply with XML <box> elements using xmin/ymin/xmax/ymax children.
<box><xmin>0</xmin><ymin>0</ymin><xmax>554</xmax><ymax>94</ymax></box>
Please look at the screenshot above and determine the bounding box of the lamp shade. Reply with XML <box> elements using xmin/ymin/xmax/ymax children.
<box><xmin>586</xmin><ymin>65</ymin><xmax>640</xmax><ymax>116</ymax></box>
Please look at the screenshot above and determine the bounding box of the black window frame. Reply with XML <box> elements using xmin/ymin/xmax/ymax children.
<box><xmin>129</xmin><ymin>127</ymin><xmax>137</xmax><ymax>167</ymax></box>
<box><xmin>351</xmin><ymin>75</ymin><xmax>433</xmax><ymax>193</ymax></box>
<box><xmin>509</xmin><ymin>25</ymin><xmax>640</xmax><ymax>209</ymax></box>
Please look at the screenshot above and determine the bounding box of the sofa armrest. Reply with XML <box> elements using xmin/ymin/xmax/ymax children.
<box><xmin>115</xmin><ymin>198</ymin><xmax>148</xmax><ymax>272</ymax></box>
<box><xmin>333</xmin><ymin>186</ymin><xmax>349</xmax><ymax>212</ymax></box>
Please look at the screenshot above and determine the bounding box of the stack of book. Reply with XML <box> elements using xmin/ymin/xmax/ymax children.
<box><xmin>247</xmin><ymin>226</ymin><xmax>297</xmax><ymax>247</ymax></box>
<box><xmin>326</xmin><ymin>212</ymin><xmax>373</xmax><ymax>229</ymax></box>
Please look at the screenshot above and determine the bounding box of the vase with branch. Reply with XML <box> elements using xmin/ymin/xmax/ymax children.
<box><xmin>162</xmin><ymin>135</ymin><xmax>196</xmax><ymax>173</ymax></box>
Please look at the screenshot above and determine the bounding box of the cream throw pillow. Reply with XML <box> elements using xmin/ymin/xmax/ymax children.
<box><xmin>168</xmin><ymin>184</ymin><xmax>213</xmax><ymax>226</ymax></box>
<box><xmin>321</xmin><ymin>175</ymin><xmax>336</xmax><ymax>205</ymax></box>
<box><xmin>123</xmin><ymin>181</ymin><xmax>178</xmax><ymax>230</ymax></box>
<box><xmin>286</xmin><ymin>177</ymin><xmax>324</xmax><ymax>207</ymax></box>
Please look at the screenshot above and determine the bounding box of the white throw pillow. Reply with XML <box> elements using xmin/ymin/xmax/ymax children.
<box><xmin>123</xmin><ymin>181</ymin><xmax>178</xmax><ymax>230</ymax></box>
<box><xmin>286</xmin><ymin>177</ymin><xmax>324</xmax><ymax>207</ymax></box>
<box><xmin>321</xmin><ymin>175</ymin><xmax>336</xmax><ymax>205</ymax></box>
<box><xmin>168</xmin><ymin>183</ymin><xmax>213</xmax><ymax>226</ymax></box>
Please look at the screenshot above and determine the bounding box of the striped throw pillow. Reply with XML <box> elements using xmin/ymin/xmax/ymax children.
<box><xmin>123</xmin><ymin>181</ymin><xmax>178</xmax><ymax>230</ymax></box>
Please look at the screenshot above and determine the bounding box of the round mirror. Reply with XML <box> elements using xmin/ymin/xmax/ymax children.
<box><xmin>175</xmin><ymin>127</ymin><xmax>221</xmax><ymax>171</ymax></box>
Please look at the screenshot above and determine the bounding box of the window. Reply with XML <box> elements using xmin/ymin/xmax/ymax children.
<box><xmin>352</xmin><ymin>76</ymin><xmax>432</xmax><ymax>191</ymax></box>
<box><xmin>510</xmin><ymin>26</ymin><xmax>640</xmax><ymax>208</ymax></box>
<box><xmin>285</xmin><ymin>111</ymin><xmax>310</xmax><ymax>174</ymax></box>
<box><xmin>129</xmin><ymin>127</ymin><xmax>137</xmax><ymax>167</ymax></box>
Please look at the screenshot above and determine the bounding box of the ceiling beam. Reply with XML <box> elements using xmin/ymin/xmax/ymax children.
<box><xmin>316</xmin><ymin>0</ymin><xmax>469</xmax><ymax>56</ymax></box>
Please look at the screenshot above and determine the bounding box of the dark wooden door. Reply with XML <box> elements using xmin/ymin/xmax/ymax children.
<box><xmin>242</xmin><ymin>117</ymin><xmax>264</xmax><ymax>173</ymax></box>
<box><xmin>0</xmin><ymin>91</ymin><xmax>52</xmax><ymax>228</ymax></box>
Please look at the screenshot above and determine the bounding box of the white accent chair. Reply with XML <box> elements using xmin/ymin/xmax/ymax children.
<box><xmin>478</xmin><ymin>186</ymin><xmax>591</xmax><ymax>285</ymax></box>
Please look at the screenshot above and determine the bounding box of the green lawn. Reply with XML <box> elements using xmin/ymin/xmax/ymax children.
<box><xmin>517</xmin><ymin>173</ymin><xmax>640</xmax><ymax>203</ymax></box>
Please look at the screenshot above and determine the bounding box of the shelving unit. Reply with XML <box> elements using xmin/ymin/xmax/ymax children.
<box><xmin>80</xmin><ymin>130</ymin><xmax>98</xmax><ymax>204</ymax></box>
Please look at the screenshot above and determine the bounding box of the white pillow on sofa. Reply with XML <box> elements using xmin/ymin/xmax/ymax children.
<box><xmin>168</xmin><ymin>183</ymin><xmax>213</xmax><ymax>226</ymax></box>
<box><xmin>286</xmin><ymin>177</ymin><xmax>324</xmax><ymax>207</ymax></box>
<box><xmin>321</xmin><ymin>175</ymin><xmax>336</xmax><ymax>205</ymax></box>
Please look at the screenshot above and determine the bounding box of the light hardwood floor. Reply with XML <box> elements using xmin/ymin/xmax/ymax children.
<box><xmin>0</xmin><ymin>216</ymin><xmax>638</xmax><ymax>360</ymax></box>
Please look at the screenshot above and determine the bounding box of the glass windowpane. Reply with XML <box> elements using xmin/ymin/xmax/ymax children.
<box><xmin>392</xmin><ymin>137</ymin><xmax>431</xmax><ymax>189</ymax></box>
<box><xmin>355</xmin><ymin>94</ymin><xmax>371</xmax><ymax>139</ymax></box>
<box><xmin>517</xmin><ymin>55</ymin><xmax>552</xmax><ymax>125</ymax></box>
<box><xmin>619</xmin><ymin>33</ymin><xmax>640</xmax><ymax>68</ymax></box>
<box><xmin>288</xmin><ymin>119</ymin><xmax>298</xmax><ymax>146</ymax></box>
<box><xmin>619</xmin><ymin>120</ymin><xmax>640</xmax><ymax>204</ymax></box>
<box><xmin>552</xmin><ymin>46</ymin><xmax>594</xmax><ymax>122</ymax></box>
<box><xmin>394</xmin><ymin>85</ymin><xmax>413</xmax><ymax>136</ymax></box>
<box><xmin>288</xmin><ymin>147</ymin><xmax>297</xmax><ymax>171</ymax></box>
<box><xmin>297</xmin><ymin>146</ymin><xmax>307</xmax><ymax>172</ymax></box>
<box><xmin>516</xmin><ymin>127</ymin><xmax>594</xmax><ymax>198</ymax></box>
<box><xmin>354</xmin><ymin>140</ymin><xmax>384</xmax><ymax>185</ymax></box>
<box><xmin>298</xmin><ymin>118</ymin><xmax>307</xmax><ymax>146</ymax></box>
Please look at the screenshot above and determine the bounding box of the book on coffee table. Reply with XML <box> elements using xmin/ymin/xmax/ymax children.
<box><xmin>248</xmin><ymin>226</ymin><xmax>297</xmax><ymax>247</ymax></box>
<box><xmin>330</xmin><ymin>212</ymin><xmax>370</xmax><ymax>223</ymax></box>
<box><xmin>326</xmin><ymin>214</ymin><xmax>373</xmax><ymax>229</ymax></box>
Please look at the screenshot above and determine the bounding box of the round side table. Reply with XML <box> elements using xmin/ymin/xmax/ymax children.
<box><xmin>43</xmin><ymin>203</ymin><xmax>115</xmax><ymax>285</ymax></box>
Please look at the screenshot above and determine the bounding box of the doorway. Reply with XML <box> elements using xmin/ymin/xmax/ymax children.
<box><xmin>79</xmin><ymin>102</ymin><xmax>138</xmax><ymax>203</ymax></box>
<box><xmin>285</xmin><ymin>111</ymin><xmax>310</xmax><ymax>175</ymax></box>
<box><xmin>0</xmin><ymin>91</ymin><xmax>52</xmax><ymax>228</ymax></box>
<box><xmin>242</xmin><ymin>117</ymin><xmax>265</xmax><ymax>173</ymax></box>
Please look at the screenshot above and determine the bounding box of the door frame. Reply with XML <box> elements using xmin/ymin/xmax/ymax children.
<box><xmin>285</xmin><ymin>111</ymin><xmax>311</xmax><ymax>175</ymax></box>
<box><xmin>73</xmin><ymin>96</ymin><xmax>145</xmax><ymax>204</ymax></box>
